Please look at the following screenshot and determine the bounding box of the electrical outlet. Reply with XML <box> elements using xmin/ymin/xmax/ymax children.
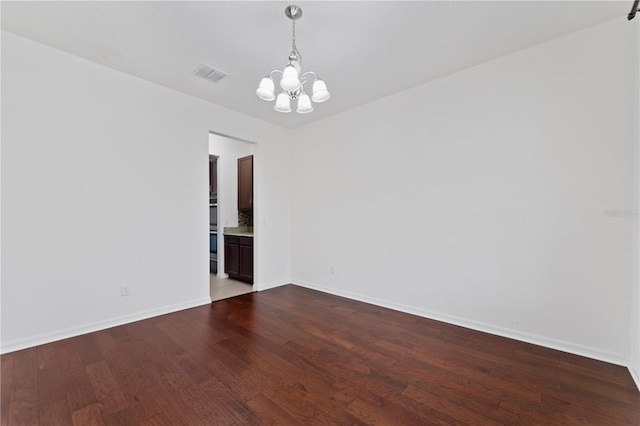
<box><xmin>120</xmin><ymin>285</ymin><xmax>130</xmax><ymax>296</ymax></box>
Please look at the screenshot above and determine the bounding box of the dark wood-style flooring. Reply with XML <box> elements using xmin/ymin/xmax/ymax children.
<box><xmin>2</xmin><ymin>284</ymin><xmax>639</xmax><ymax>425</ymax></box>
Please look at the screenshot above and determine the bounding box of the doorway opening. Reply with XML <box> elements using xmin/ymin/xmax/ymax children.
<box><xmin>209</xmin><ymin>132</ymin><xmax>255</xmax><ymax>301</ymax></box>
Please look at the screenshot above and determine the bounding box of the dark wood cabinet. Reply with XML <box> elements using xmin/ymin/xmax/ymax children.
<box><xmin>224</xmin><ymin>235</ymin><xmax>253</xmax><ymax>284</ymax></box>
<box><xmin>237</xmin><ymin>155</ymin><xmax>253</xmax><ymax>211</ymax></box>
<box><xmin>224</xmin><ymin>240</ymin><xmax>240</xmax><ymax>277</ymax></box>
<box><xmin>239</xmin><ymin>245</ymin><xmax>254</xmax><ymax>283</ymax></box>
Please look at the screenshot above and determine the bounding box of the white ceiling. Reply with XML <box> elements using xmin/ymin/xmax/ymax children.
<box><xmin>1</xmin><ymin>1</ymin><xmax>630</xmax><ymax>129</ymax></box>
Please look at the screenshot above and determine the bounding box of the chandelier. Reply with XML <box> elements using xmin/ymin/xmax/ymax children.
<box><xmin>256</xmin><ymin>5</ymin><xmax>330</xmax><ymax>114</ymax></box>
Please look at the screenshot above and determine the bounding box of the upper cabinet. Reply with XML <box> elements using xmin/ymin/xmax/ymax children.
<box><xmin>209</xmin><ymin>157</ymin><xmax>218</xmax><ymax>195</ymax></box>
<box><xmin>238</xmin><ymin>155</ymin><xmax>253</xmax><ymax>211</ymax></box>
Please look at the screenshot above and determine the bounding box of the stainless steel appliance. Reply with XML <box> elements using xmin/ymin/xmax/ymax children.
<box><xmin>210</xmin><ymin>195</ymin><xmax>218</xmax><ymax>273</ymax></box>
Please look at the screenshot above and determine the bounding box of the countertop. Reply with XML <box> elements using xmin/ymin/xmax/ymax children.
<box><xmin>223</xmin><ymin>227</ymin><xmax>253</xmax><ymax>237</ymax></box>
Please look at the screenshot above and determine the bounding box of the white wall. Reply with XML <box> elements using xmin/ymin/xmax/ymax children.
<box><xmin>291</xmin><ymin>18</ymin><xmax>636</xmax><ymax>364</ymax></box>
<box><xmin>208</xmin><ymin>134</ymin><xmax>253</xmax><ymax>277</ymax></box>
<box><xmin>1</xmin><ymin>31</ymin><xmax>291</xmax><ymax>353</ymax></box>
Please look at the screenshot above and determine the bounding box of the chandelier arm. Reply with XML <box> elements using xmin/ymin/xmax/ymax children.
<box><xmin>300</xmin><ymin>71</ymin><xmax>318</xmax><ymax>81</ymax></box>
<box><xmin>269</xmin><ymin>69</ymin><xmax>284</xmax><ymax>78</ymax></box>
<box><xmin>299</xmin><ymin>72</ymin><xmax>319</xmax><ymax>92</ymax></box>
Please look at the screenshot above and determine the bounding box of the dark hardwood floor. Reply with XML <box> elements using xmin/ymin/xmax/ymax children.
<box><xmin>2</xmin><ymin>284</ymin><xmax>639</xmax><ymax>425</ymax></box>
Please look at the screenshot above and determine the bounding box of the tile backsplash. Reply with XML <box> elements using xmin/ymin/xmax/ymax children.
<box><xmin>238</xmin><ymin>210</ymin><xmax>253</xmax><ymax>228</ymax></box>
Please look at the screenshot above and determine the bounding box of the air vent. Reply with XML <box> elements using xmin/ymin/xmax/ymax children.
<box><xmin>192</xmin><ymin>64</ymin><xmax>227</xmax><ymax>83</ymax></box>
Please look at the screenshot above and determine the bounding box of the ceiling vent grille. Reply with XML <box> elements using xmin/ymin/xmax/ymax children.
<box><xmin>192</xmin><ymin>64</ymin><xmax>227</xmax><ymax>83</ymax></box>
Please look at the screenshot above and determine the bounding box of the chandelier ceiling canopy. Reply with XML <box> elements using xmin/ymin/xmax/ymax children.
<box><xmin>256</xmin><ymin>5</ymin><xmax>330</xmax><ymax>114</ymax></box>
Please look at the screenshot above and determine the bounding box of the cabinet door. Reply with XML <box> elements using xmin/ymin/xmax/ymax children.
<box><xmin>238</xmin><ymin>244</ymin><xmax>253</xmax><ymax>284</ymax></box>
<box><xmin>225</xmin><ymin>242</ymin><xmax>240</xmax><ymax>277</ymax></box>
<box><xmin>237</xmin><ymin>155</ymin><xmax>253</xmax><ymax>211</ymax></box>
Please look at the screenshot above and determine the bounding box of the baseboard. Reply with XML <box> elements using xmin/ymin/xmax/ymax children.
<box><xmin>292</xmin><ymin>280</ymin><xmax>628</xmax><ymax>367</ymax></box>
<box><xmin>0</xmin><ymin>297</ymin><xmax>212</xmax><ymax>354</ymax></box>
<box><xmin>256</xmin><ymin>280</ymin><xmax>288</xmax><ymax>292</ymax></box>
<box><xmin>217</xmin><ymin>273</ymin><xmax>229</xmax><ymax>279</ymax></box>
<box><xmin>629</xmin><ymin>365</ymin><xmax>640</xmax><ymax>392</ymax></box>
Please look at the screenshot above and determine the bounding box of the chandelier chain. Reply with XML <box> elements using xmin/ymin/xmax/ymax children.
<box><xmin>292</xmin><ymin>19</ymin><xmax>296</xmax><ymax>51</ymax></box>
<box><xmin>291</xmin><ymin>18</ymin><xmax>300</xmax><ymax>60</ymax></box>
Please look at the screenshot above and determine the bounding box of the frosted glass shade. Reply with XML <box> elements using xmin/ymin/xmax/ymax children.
<box><xmin>256</xmin><ymin>77</ymin><xmax>275</xmax><ymax>101</ymax></box>
<box><xmin>280</xmin><ymin>65</ymin><xmax>301</xmax><ymax>91</ymax></box>
<box><xmin>311</xmin><ymin>79</ymin><xmax>330</xmax><ymax>103</ymax></box>
<box><xmin>296</xmin><ymin>94</ymin><xmax>313</xmax><ymax>113</ymax></box>
<box><xmin>274</xmin><ymin>93</ymin><xmax>291</xmax><ymax>113</ymax></box>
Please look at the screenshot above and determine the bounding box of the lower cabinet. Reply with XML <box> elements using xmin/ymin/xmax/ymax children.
<box><xmin>224</xmin><ymin>235</ymin><xmax>253</xmax><ymax>284</ymax></box>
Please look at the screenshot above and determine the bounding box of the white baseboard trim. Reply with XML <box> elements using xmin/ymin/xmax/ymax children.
<box><xmin>217</xmin><ymin>273</ymin><xmax>229</xmax><ymax>279</ymax></box>
<box><xmin>256</xmin><ymin>280</ymin><xmax>288</xmax><ymax>292</ymax></box>
<box><xmin>292</xmin><ymin>280</ymin><xmax>628</xmax><ymax>367</ymax></box>
<box><xmin>1</xmin><ymin>297</ymin><xmax>212</xmax><ymax>354</ymax></box>
<box><xmin>629</xmin><ymin>365</ymin><xmax>640</xmax><ymax>392</ymax></box>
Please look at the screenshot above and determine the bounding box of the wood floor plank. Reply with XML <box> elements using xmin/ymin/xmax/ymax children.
<box><xmin>543</xmin><ymin>384</ymin><xmax>640</xmax><ymax>424</ymax></box>
<box><xmin>122</xmin><ymin>340</ymin><xmax>205</xmax><ymax>425</ymax></box>
<box><xmin>195</xmin><ymin>374</ymin><xmax>260</xmax><ymax>425</ymax></box>
<box><xmin>541</xmin><ymin>393</ymin><xmax>637</xmax><ymax>425</ymax></box>
<box><xmin>246</xmin><ymin>393</ymin><xmax>300</xmax><ymax>425</ymax></box>
<box><xmin>218</xmin><ymin>331</ymin><xmax>346</xmax><ymax>410</ymax></box>
<box><xmin>402</xmin><ymin>383</ymin><xmax>505</xmax><ymax>426</ymax></box>
<box><xmin>373</xmin><ymin>338</ymin><xmax>544</xmax><ymax>403</ymax></box>
<box><xmin>7</xmin><ymin>393</ymin><xmax>39</xmax><ymax>426</ymax></box>
<box><xmin>498</xmin><ymin>396</ymin><xmax>584</xmax><ymax>425</ymax></box>
<box><xmin>37</xmin><ymin>364</ymin><xmax>67</xmax><ymax>407</ymax></box>
<box><xmin>515</xmin><ymin>346</ymin><xmax>638</xmax><ymax>390</ymax></box>
<box><xmin>1</xmin><ymin>383</ymin><xmax>11</xmax><ymax>426</ymax></box>
<box><xmin>85</xmin><ymin>361</ymin><xmax>127</xmax><ymax>414</ymax></box>
<box><xmin>336</xmin><ymin>374</ymin><xmax>458</xmax><ymax>426</ymax></box>
<box><xmin>36</xmin><ymin>342</ymin><xmax>63</xmax><ymax>370</ymax></box>
<box><xmin>56</xmin><ymin>341</ymin><xmax>98</xmax><ymax>413</ymax></box>
<box><xmin>100</xmin><ymin>365</ymin><xmax>163</xmax><ymax>425</ymax></box>
<box><xmin>136</xmin><ymin>411</ymin><xmax>174</xmax><ymax>426</ymax></box>
<box><xmin>392</xmin><ymin>358</ymin><xmax>502</xmax><ymax>408</ymax></box>
<box><xmin>267</xmin><ymin>381</ymin><xmax>358</xmax><ymax>425</ymax></box>
<box><xmin>71</xmin><ymin>403</ymin><xmax>105</xmax><ymax>426</ymax></box>
<box><xmin>1</xmin><ymin>284</ymin><xmax>638</xmax><ymax>425</ymax></box>
<box><xmin>206</xmin><ymin>353</ymin><xmax>260</xmax><ymax>402</ymax></box>
<box><xmin>1</xmin><ymin>352</ymin><xmax>15</xmax><ymax>386</ymax></box>
<box><xmin>345</xmin><ymin>397</ymin><xmax>438</xmax><ymax>426</ymax></box>
<box><xmin>160</xmin><ymin>370</ymin><xmax>239</xmax><ymax>426</ymax></box>
<box><xmin>93</xmin><ymin>331</ymin><xmax>135</xmax><ymax>376</ymax></box>
<box><xmin>39</xmin><ymin>397</ymin><xmax>73</xmax><ymax>425</ymax></box>
<box><xmin>9</xmin><ymin>348</ymin><xmax>37</xmax><ymax>403</ymax></box>
<box><xmin>75</xmin><ymin>335</ymin><xmax>103</xmax><ymax>366</ymax></box>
